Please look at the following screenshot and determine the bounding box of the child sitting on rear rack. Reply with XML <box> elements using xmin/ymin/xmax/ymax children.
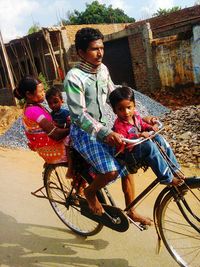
<box><xmin>109</xmin><ymin>86</ymin><xmax>184</xmax><ymax>186</ymax></box>
<box><xmin>46</xmin><ymin>86</ymin><xmax>73</xmax><ymax>177</ymax></box>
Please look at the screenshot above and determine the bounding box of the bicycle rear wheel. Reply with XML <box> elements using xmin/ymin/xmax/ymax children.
<box><xmin>158</xmin><ymin>177</ymin><xmax>200</xmax><ymax>267</ymax></box>
<box><xmin>44</xmin><ymin>163</ymin><xmax>104</xmax><ymax>236</ymax></box>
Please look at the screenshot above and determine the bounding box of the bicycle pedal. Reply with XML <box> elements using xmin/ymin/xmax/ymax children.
<box><xmin>139</xmin><ymin>223</ymin><xmax>148</xmax><ymax>230</ymax></box>
<box><xmin>127</xmin><ymin>216</ymin><xmax>149</xmax><ymax>231</ymax></box>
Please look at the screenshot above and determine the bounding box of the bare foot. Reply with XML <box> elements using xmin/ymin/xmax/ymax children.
<box><xmin>127</xmin><ymin>209</ymin><xmax>153</xmax><ymax>226</ymax></box>
<box><xmin>84</xmin><ymin>187</ymin><xmax>104</xmax><ymax>215</ymax></box>
<box><xmin>77</xmin><ymin>185</ymin><xmax>85</xmax><ymax>196</ymax></box>
<box><xmin>175</xmin><ymin>171</ymin><xmax>185</xmax><ymax>180</ymax></box>
<box><xmin>66</xmin><ymin>168</ymin><xmax>74</xmax><ymax>178</ymax></box>
<box><xmin>171</xmin><ymin>177</ymin><xmax>184</xmax><ymax>186</ymax></box>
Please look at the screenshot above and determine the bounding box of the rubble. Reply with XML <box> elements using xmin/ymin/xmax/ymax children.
<box><xmin>161</xmin><ymin>105</ymin><xmax>200</xmax><ymax>168</ymax></box>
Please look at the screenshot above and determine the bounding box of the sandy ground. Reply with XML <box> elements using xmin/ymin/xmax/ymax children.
<box><xmin>0</xmin><ymin>147</ymin><xmax>199</xmax><ymax>267</ymax></box>
<box><xmin>0</xmin><ymin>106</ymin><xmax>22</xmax><ymax>135</ymax></box>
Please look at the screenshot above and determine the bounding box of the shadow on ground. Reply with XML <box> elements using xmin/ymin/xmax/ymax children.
<box><xmin>0</xmin><ymin>211</ymin><xmax>133</xmax><ymax>267</ymax></box>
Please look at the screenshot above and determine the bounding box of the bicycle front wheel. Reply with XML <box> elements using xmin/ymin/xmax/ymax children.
<box><xmin>44</xmin><ymin>163</ymin><xmax>103</xmax><ymax>236</ymax></box>
<box><xmin>158</xmin><ymin>177</ymin><xmax>200</xmax><ymax>267</ymax></box>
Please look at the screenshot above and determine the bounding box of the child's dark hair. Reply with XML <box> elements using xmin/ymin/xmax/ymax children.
<box><xmin>109</xmin><ymin>86</ymin><xmax>135</xmax><ymax>111</ymax></box>
<box><xmin>14</xmin><ymin>75</ymin><xmax>41</xmax><ymax>100</ymax></box>
<box><xmin>46</xmin><ymin>86</ymin><xmax>63</xmax><ymax>102</ymax></box>
<box><xmin>75</xmin><ymin>27</ymin><xmax>104</xmax><ymax>52</ymax></box>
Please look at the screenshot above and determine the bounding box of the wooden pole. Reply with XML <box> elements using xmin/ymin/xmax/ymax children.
<box><xmin>10</xmin><ymin>44</ymin><xmax>25</xmax><ymax>77</ymax></box>
<box><xmin>42</xmin><ymin>28</ymin><xmax>60</xmax><ymax>80</ymax></box>
<box><xmin>0</xmin><ymin>30</ymin><xmax>16</xmax><ymax>105</ymax></box>
<box><xmin>60</xmin><ymin>27</ymin><xmax>71</xmax><ymax>74</ymax></box>
<box><xmin>0</xmin><ymin>31</ymin><xmax>15</xmax><ymax>89</ymax></box>
<box><xmin>26</xmin><ymin>37</ymin><xmax>38</xmax><ymax>76</ymax></box>
<box><xmin>0</xmin><ymin>50</ymin><xmax>9</xmax><ymax>86</ymax></box>
<box><xmin>40</xmin><ymin>41</ymin><xmax>49</xmax><ymax>80</ymax></box>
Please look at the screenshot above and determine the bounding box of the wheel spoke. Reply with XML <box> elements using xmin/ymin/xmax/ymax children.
<box><xmin>44</xmin><ymin>164</ymin><xmax>103</xmax><ymax>236</ymax></box>
<box><xmin>158</xmin><ymin>180</ymin><xmax>200</xmax><ymax>267</ymax></box>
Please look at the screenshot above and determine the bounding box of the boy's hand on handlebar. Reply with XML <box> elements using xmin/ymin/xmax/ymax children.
<box><xmin>104</xmin><ymin>132</ymin><xmax>125</xmax><ymax>147</ymax></box>
<box><xmin>140</xmin><ymin>132</ymin><xmax>151</xmax><ymax>138</ymax></box>
<box><xmin>143</xmin><ymin>116</ymin><xmax>158</xmax><ymax>125</ymax></box>
<box><xmin>151</xmin><ymin>124</ymin><xmax>159</xmax><ymax>132</ymax></box>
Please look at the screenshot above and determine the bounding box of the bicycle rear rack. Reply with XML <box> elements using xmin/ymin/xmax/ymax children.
<box><xmin>31</xmin><ymin>186</ymin><xmax>47</xmax><ymax>199</ymax></box>
<box><xmin>31</xmin><ymin>185</ymin><xmax>66</xmax><ymax>205</ymax></box>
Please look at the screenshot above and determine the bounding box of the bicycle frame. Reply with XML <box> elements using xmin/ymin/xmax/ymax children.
<box><xmin>124</xmin><ymin>178</ymin><xmax>160</xmax><ymax>212</ymax></box>
<box><xmin>30</xmin><ymin>122</ymin><xmax>200</xmax><ymax>267</ymax></box>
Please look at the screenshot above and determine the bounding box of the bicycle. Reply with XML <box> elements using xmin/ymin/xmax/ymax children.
<box><xmin>31</xmin><ymin>122</ymin><xmax>200</xmax><ymax>267</ymax></box>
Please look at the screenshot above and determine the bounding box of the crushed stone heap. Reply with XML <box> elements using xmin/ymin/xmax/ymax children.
<box><xmin>161</xmin><ymin>105</ymin><xmax>200</xmax><ymax>168</ymax></box>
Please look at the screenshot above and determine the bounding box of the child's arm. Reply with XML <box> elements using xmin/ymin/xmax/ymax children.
<box><xmin>62</xmin><ymin>115</ymin><xmax>71</xmax><ymax>132</ymax></box>
<box><xmin>55</xmin><ymin>116</ymin><xmax>70</xmax><ymax>129</ymax></box>
<box><xmin>139</xmin><ymin>131</ymin><xmax>152</xmax><ymax>138</ymax></box>
<box><xmin>142</xmin><ymin>117</ymin><xmax>160</xmax><ymax>132</ymax></box>
<box><xmin>135</xmin><ymin>111</ymin><xmax>159</xmax><ymax>132</ymax></box>
<box><xmin>39</xmin><ymin>119</ymin><xmax>69</xmax><ymax>140</ymax></box>
<box><xmin>142</xmin><ymin>116</ymin><xmax>158</xmax><ymax>125</ymax></box>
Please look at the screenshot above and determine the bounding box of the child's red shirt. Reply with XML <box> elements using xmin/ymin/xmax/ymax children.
<box><xmin>113</xmin><ymin>111</ymin><xmax>153</xmax><ymax>139</ymax></box>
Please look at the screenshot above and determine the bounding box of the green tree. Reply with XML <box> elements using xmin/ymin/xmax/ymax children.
<box><xmin>61</xmin><ymin>1</ymin><xmax>135</xmax><ymax>25</ymax></box>
<box><xmin>27</xmin><ymin>23</ymin><xmax>41</xmax><ymax>34</ymax></box>
<box><xmin>38</xmin><ymin>72</ymin><xmax>49</xmax><ymax>92</ymax></box>
<box><xmin>153</xmin><ymin>6</ymin><xmax>181</xmax><ymax>17</ymax></box>
<box><xmin>194</xmin><ymin>0</ymin><xmax>200</xmax><ymax>5</ymax></box>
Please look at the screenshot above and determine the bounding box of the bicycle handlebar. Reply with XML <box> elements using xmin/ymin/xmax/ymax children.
<box><xmin>121</xmin><ymin>120</ymin><xmax>163</xmax><ymax>145</ymax></box>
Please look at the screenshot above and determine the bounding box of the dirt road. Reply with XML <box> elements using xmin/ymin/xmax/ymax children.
<box><xmin>0</xmin><ymin>147</ymin><xmax>199</xmax><ymax>267</ymax></box>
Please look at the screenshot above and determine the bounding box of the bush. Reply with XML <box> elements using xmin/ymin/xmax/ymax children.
<box><xmin>38</xmin><ymin>72</ymin><xmax>49</xmax><ymax>92</ymax></box>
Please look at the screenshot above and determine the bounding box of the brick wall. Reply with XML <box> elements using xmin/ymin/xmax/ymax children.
<box><xmin>65</xmin><ymin>6</ymin><xmax>200</xmax><ymax>93</ymax></box>
<box><xmin>65</xmin><ymin>23</ymin><xmax>130</xmax><ymax>44</ymax></box>
<box><xmin>126</xmin><ymin>5</ymin><xmax>200</xmax><ymax>93</ymax></box>
<box><xmin>127</xmin><ymin>5</ymin><xmax>200</xmax><ymax>38</ymax></box>
<box><xmin>128</xmin><ymin>32</ymin><xmax>148</xmax><ymax>91</ymax></box>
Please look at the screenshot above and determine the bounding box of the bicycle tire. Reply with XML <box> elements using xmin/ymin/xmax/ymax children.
<box><xmin>157</xmin><ymin>177</ymin><xmax>200</xmax><ymax>267</ymax></box>
<box><xmin>43</xmin><ymin>163</ymin><xmax>104</xmax><ymax>236</ymax></box>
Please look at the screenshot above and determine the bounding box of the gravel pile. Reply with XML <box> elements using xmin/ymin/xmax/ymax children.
<box><xmin>0</xmin><ymin>90</ymin><xmax>170</xmax><ymax>150</ymax></box>
<box><xmin>0</xmin><ymin>117</ymin><xmax>28</xmax><ymax>149</ymax></box>
<box><xmin>161</xmin><ymin>105</ymin><xmax>200</xmax><ymax>168</ymax></box>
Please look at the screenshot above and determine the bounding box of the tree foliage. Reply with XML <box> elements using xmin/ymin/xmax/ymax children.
<box><xmin>38</xmin><ymin>73</ymin><xmax>49</xmax><ymax>92</ymax></box>
<box><xmin>27</xmin><ymin>23</ymin><xmax>41</xmax><ymax>34</ymax></box>
<box><xmin>153</xmin><ymin>6</ymin><xmax>181</xmax><ymax>17</ymax></box>
<box><xmin>62</xmin><ymin>1</ymin><xmax>135</xmax><ymax>25</ymax></box>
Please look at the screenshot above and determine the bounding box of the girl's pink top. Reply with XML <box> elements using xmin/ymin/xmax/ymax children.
<box><xmin>23</xmin><ymin>104</ymin><xmax>68</xmax><ymax>164</ymax></box>
<box><xmin>24</xmin><ymin>105</ymin><xmax>52</xmax><ymax>123</ymax></box>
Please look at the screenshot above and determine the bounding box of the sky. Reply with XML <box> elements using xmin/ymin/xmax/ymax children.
<box><xmin>0</xmin><ymin>0</ymin><xmax>198</xmax><ymax>42</ymax></box>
